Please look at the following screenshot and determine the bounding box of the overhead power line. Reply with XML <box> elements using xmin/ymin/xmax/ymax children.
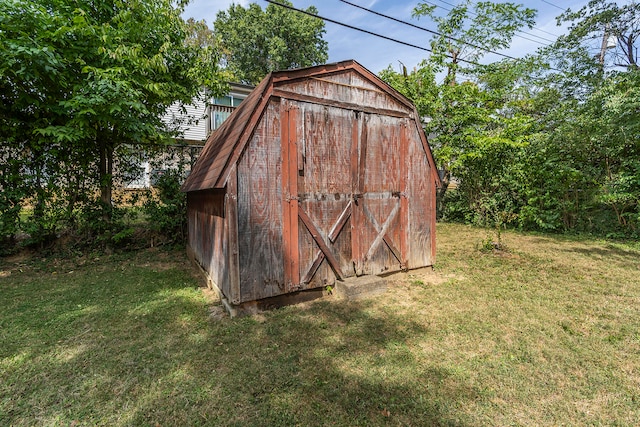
<box><xmin>264</xmin><ymin>0</ymin><xmax>562</xmax><ymax>74</ymax></box>
<box><xmin>338</xmin><ymin>0</ymin><xmax>521</xmax><ymax>62</ymax></box>
<box><xmin>433</xmin><ymin>0</ymin><xmax>561</xmax><ymax>41</ymax></box>
<box><xmin>263</xmin><ymin>0</ymin><xmax>481</xmax><ymax>68</ymax></box>
<box><xmin>422</xmin><ymin>0</ymin><xmax>556</xmax><ymax>46</ymax></box>
<box><xmin>540</xmin><ymin>0</ymin><xmax>568</xmax><ymax>12</ymax></box>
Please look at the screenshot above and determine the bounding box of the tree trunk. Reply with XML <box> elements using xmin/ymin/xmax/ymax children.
<box><xmin>446</xmin><ymin>49</ymin><xmax>458</xmax><ymax>86</ymax></box>
<box><xmin>438</xmin><ymin>57</ymin><xmax>457</xmax><ymax>217</ymax></box>
<box><xmin>436</xmin><ymin>168</ymin><xmax>451</xmax><ymax>219</ymax></box>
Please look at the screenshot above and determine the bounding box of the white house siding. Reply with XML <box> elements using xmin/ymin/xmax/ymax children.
<box><xmin>162</xmin><ymin>96</ymin><xmax>209</xmax><ymax>142</ymax></box>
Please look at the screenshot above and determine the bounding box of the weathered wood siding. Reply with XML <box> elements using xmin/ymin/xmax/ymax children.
<box><xmin>407</xmin><ymin>120</ymin><xmax>436</xmax><ymax>267</ymax></box>
<box><xmin>275</xmin><ymin>72</ymin><xmax>408</xmax><ymax>116</ymax></box>
<box><xmin>187</xmin><ymin>189</ymin><xmax>229</xmax><ymax>297</ymax></box>
<box><xmin>184</xmin><ymin>61</ymin><xmax>438</xmax><ymax>307</ymax></box>
<box><xmin>162</xmin><ymin>95</ymin><xmax>208</xmax><ymax>141</ymax></box>
<box><xmin>284</xmin><ymin>99</ymin><xmax>432</xmax><ymax>286</ymax></box>
<box><xmin>237</xmin><ymin>100</ymin><xmax>285</xmax><ymax>303</ymax></box>
<box><xmin>296</xmin><ymin>102</ymin><xmax>356</xmax><ymax>289</ymax></box>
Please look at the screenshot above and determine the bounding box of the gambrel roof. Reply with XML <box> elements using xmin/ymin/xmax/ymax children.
<box><xmin>181</xmin><ymin>60</ymin><xmax>440</xmax><ymax>193</ymax></box>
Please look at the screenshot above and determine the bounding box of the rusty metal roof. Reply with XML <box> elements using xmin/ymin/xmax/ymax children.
<box><xmin>181</xmin><ymin>59</ymin><xmax>440</xmax><ymax>192</ymax></box>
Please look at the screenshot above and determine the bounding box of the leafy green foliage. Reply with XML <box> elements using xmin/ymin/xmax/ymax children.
<box><xmin>557</xmin><ymin>0</ymin><xmax>639</xmax><ymax>69</ymax></box>
<box><xmin>530</xmin><ymin>10</ymin><xmax>640</xmax><ymax>235</ymax></box>
<box><xmin>214</xmin><ymin>0</ymin><xmax>328</xmax><ymax>85</ymax></box>
<box><xmin>143</xmin><ymin>170</ymin><xmax>187</xmax><ymax>245</ymax></box>
<box><xmin>379</xmin><ymin>61</ymin><xmax>438</xmax><ymax>120</ymax></box>
<box><xmin>381</xmin><ymin>0</ymin><xmax>639</xmax><ymax>238</ymax></box>
<box><xmin>412</xmin><ymin>0</ymin><xmax>536</xmax><ymax>82</ymax></box>
<box><xmin>0</xmin><ymin>0</ymin><xmax>225</xmax><ymax>251</ymax></box>
<box><xmin>0</xmin><ymin>150</ymin><xmax>28</xmax><ymax>254</ymax></box>
<box><xmin>381</xmin><ymin>1</ymin><xmax>539</xmax><ymax>224</ymax></box>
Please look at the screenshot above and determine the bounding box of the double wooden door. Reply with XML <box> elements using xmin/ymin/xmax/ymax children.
<box><xmin>281</xmin><ymin>100</ymin><xmax>410</xmax><ymax>291</ymax></box>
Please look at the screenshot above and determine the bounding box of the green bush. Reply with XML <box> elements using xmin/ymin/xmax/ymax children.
<box><xmin>143</xmin><ymin>170</ymin><xmax>187</xmax><ymax>245</ymax></box>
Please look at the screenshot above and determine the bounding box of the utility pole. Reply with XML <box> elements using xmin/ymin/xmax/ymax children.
<box><xmin>599</xmin><ymin>23</ymin><xmax>610</xmax><ymax>65</ymax></box>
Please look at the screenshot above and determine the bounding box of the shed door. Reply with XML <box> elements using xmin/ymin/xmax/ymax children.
<box><xmin>352</xmin><ymin>113</ymin><xmax>409</xmax><ymax>276</ymax></box>
<box><xmin>281</xmin><ymin>101</ymin><xmax>409</xmax><ymax>291</ymax></box>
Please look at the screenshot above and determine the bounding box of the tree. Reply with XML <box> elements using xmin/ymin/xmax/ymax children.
<box><xmin>378</xmin><ymin>1</ymin><xmax>639</xmax><ymax>236</ymax></box>
<box><xmin>1</xmin><ymin>0</ymin><xmax>77</xmax><ymax>245</ymax></box>
<box><xmin>0</xmin><ymin>0</ymin><xmax>225</xmax><ymax>235</ymax></box>
<box><xmin>557</xmin><ymin>0</ymin><xmax>639</xmax><ymax>69</ymax></box>
<box><xmin>378</xmin><ymin>61</ymin><xmax>438</xmax><ymax>121</ymax></box>
<box><xmin>214</xmin><ymin>0</ymin><xmax>328</xmax><ymax>85</ymax></box>
<box><xmin>381</xmin><ymin>1</ymin><xmax>537</xmax><ymax>217</ymax></box>
<box><xmin>525</xmin><ymin>1</ymin><xmax>640</xmax><ymax>234</ymax></box>
<box><xmin>412</xmin><ymin>0</ymin><xmax>535</xmax><ymax>84</ymax></box>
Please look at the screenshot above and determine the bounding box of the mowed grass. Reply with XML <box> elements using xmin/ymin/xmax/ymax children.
<box><xmin>1</xmin><ymin>223</ymin><xmax>639</xmax><ymax>426</ymax></box>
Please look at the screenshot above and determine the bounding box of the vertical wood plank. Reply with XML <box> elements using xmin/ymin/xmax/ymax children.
<box><xmin>288</xmin><ymin>106</ymin><xmax>300</xmax><ymax>288</ymax></box>
<box><xmin>358</xmin><ymin>114</ymin><xmax>368</xmax><ymax>194</ymax></box>
<box><xmin>350</xmin><ymin>111</ymin><xmax>361</xmax><ymax>276</ymax></box>
<box><xmin>226</xmin><ymin>164</ymin><xmax>241</xmax><ymax>305</ymax></box>
<box><xmin>280</xmin><ymin>102</ymin><xmax>292</xmax><ymax>290</ymax></box>
<box><xmin>431</xmin><ymin>174</ymin><xmax>437</xmax><ymax>263</ymax></box>
<box><xmin>399</xmin><ymin>120</ymin><xmax>409</xmax><ymax>269</ymax></box>
<box><xmin>352</xmin><ymin>113</ymin><xmax>366</xmax><ymax>275</ymax></box>
<box><xmin>236</xmin><ymin>148</ymin><xmax>252</xmax><ymax>300</ymax></box>
<box><xmin>406</xmin><ymin>120</ymin><xmax>433</xmax><ymax>267</ymax></box>
<box><xmin>297</xmin><ymin>105</ymin><xmax>305</xmax><ymax>175</ymax></box>
<box><xmin>281</xmin><ymin>101</ymin><xmax>301</xmax><ymax>291</ymax></box>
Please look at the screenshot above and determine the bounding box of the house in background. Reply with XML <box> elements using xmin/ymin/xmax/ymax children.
<box><xmin>209</xmin><ymin>84</ymin><xmax>254</xmax><ymax>131</ymax></box>
<box><xmin>163</xmin><ymin>82</ymin><xmax>254</xmax><ymax>142</ymax></box>
<box><xmin>124</xmin><ymin>83</ymin><xmax>254</xmax><ymax>189</ymax></box>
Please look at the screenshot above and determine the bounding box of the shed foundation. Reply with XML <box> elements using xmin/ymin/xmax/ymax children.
<box><xmin>334</xmin><ymin>275</ymin><xmax>388</xmax><ymax>301</ymax></box>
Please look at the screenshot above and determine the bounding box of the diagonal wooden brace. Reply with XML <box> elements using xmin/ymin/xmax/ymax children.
<box><xmin>362</xmin><ymin>200</ymin><xmax>402</xmax><ymax>265</ymax></box>
<box><xmin>298</xmin><ymin>207</ymin><xmax>346</xmax><ymax>281</ymax></box>
<box><xmin>302</xmin><ymin>202</ymin><xmax>352</xmax><ymax>284</ymax></box>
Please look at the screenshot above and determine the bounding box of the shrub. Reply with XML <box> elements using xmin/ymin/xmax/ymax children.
<box><xmin>143</xmin><ymin>170</ymin><xmax>187</xmax><ymax>245</ymax></box>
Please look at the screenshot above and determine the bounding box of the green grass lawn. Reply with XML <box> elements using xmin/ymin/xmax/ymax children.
<box><xmin>1</xmin><ymin>223</ymin><xmax>639</xmax><ymax>426</ymax></box>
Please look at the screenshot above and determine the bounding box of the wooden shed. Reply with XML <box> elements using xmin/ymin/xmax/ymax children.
<box><xmin>182</xmin><ymin>60</ymin><xmax>440</xmax><ymax>311</ymax></box>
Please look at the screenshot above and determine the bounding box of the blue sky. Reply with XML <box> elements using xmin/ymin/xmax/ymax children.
<box><xmin>182</xmin><ymin>0</ymin><xmax>594</xmax><ymax>74</ymax></box>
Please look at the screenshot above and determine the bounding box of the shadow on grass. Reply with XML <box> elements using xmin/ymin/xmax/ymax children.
<box><xmin>1</xmin><ymin>253</ymin><xmax>478</xmax><ymax>426</ymax></box>
<box><xmin>559</xmin><ymin>244</ymin><xmax>640</xmax><ymax>264</ymax></box>
<box><xmin>504</xmin><ymin>232</ymin><xmax>640</xmax><ymax>272</ymax></box>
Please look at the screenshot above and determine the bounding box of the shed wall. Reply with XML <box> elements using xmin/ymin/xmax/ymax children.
<box><xmin>407</xmin><ymin>121</ymin><xmax>435</xmax><ymax>267</ymax></box>
<box><xmin>276</xmin><ymin>72</ymin><xmax>408</xmax><ymax>115</ymax></box>
<box><xmin>187</xmin><ymin>190</ymin><xmax>229</xmax><ymax>297</ymax></box>
<box><xmin>185</xmin><ymin>63</ymin><xmax>438</xmax><ymax>307</ymax></box>
<box><xmin>237</xmin><ymin>100</ymin><xmax>285</xmax><ymax>303</ymax></box>
<box><xmin>231</xmin><ymin>99</ymin><xmax>435</xmax><ymax>303</ymax></box>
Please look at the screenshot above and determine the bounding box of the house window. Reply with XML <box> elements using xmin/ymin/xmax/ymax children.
<box><xmin>212</xmin><ymin>109</ymin><xmax>232</xmax><ymax>130</ymax></box>
<box><xmin>213</xmin><ymin>95</ymin><xmax>244</xmax><ymax>107</ymax></box>
<box><xmin>210</xmin><ymin>93</ymin><xmax>247</xmax><ymax>130</ymax></box>
<box><xmin>214</xmin><ymin>96</ymin><xmax>232</xmax><ymax>106</ymax></box>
